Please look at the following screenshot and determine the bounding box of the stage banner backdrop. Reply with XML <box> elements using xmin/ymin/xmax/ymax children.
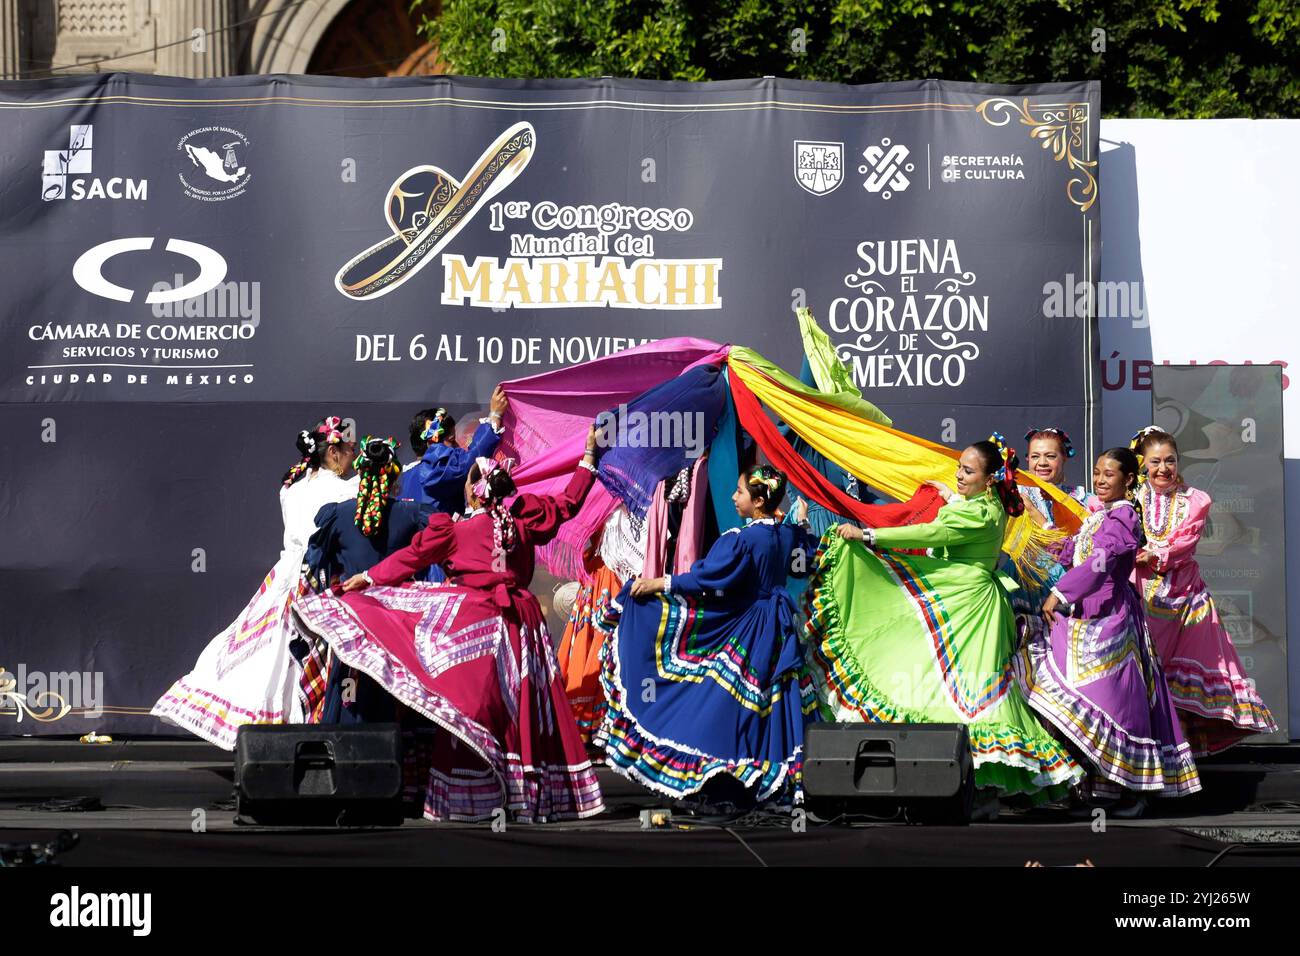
<box><xmin>0</xmin><ymin>74</ymin><xmax>1100</xmax><ymax>735</ymax></box>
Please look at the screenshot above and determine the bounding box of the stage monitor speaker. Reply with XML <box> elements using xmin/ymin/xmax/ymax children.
<box><xmin>234</xmin><ymin>724</ymin><xmax>404</xmax><ymax>826</ymax></box>
<box><xmin>803</xmin><ymin>723</ymin><xmax>975</xmax><ymax>824</ymax></box>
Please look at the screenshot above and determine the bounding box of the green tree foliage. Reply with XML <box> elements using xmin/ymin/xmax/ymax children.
<box><xmin>415</xmin><ymin>0</ymin><xmax>1298</xmax><ymax>117</ymax></box>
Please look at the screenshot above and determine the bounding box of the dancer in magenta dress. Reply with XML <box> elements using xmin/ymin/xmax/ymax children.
<box><xmin>292</xmin><ymin>427</ymin><xmax>605</xmax><ymax>823</ymax></box>
<box><xmin>1131</xmin><ymin>427</ymin><xmax>1277</xmax><ymax>755</ymax></box>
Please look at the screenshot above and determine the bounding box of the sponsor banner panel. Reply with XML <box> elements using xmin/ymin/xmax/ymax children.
<box><xmin>0</xmin><ymin>75</ymin><xmax>1100</xmax><ymax>732</ymax></box>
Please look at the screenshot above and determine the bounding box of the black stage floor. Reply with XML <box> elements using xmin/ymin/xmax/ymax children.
<box><xmin>3</xmin><ymin>739</ymin><xmax>1300</xmax><ymax>866</ymax></box>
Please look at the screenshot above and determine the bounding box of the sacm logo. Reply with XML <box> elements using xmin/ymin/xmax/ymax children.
<box><xmin>42</xmin><ymin>125</ymin><xmax>148</xmax><ymax>202</ymax></box>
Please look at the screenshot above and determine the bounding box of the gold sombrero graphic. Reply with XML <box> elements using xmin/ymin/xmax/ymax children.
<box><xmin>335</xmin><ymin>121</ymin><xmax>535</xmax><ymax>300</ymax></box>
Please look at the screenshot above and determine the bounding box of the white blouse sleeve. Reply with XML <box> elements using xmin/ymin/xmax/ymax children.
<box><xmin>283</xmin><ymin>473</ymin><xmax>353</xmax><ymax>556</ymax></box>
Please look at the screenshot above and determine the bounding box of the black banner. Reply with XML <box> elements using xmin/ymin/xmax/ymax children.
<box><xmin>0</xmin><ymin>74</ymin><xmax>1100</xmax><ymax>734</ymax></box>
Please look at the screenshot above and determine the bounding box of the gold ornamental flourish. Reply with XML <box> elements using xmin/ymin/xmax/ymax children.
<box><xmin>0</xmin><ymin>667</ymin><xmax>72</xmax><ymax>723</ymax></box>
<box><xmin>975</xmin><ymin>98</ymin><xmax>1097</xmax><ymax>213</ymax></box>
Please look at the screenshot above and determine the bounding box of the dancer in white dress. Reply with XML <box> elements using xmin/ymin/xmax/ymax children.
<box><xmin>152</xmin><ymin>417</ymin><xmax>357</xmax><ymax>749</ymax></box>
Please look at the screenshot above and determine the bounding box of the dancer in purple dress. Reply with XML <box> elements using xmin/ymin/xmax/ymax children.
<box><xmin>1015</xmin><ymin>447</ymin><xmax>1201</xmax><ymax>816</ymax></box>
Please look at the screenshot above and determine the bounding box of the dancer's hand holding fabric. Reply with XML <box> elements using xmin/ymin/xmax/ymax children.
<box><xmin>489</xmin><ymin>385</ymin><xmax>508</xmax><ymax>420</ymax></box>
<box><xmin>923</xmin><ymin>479</ymin><xmax>954</xmax><ymax>502</ymax></box>
<box><xmin>793</xmin><ymin>497</ymin><xmax>809</xmax><ymax>526</ymax></box>
<box><xmin>836</xmin><ymin>523</ymin><xmax>864</xmax><ymax>542</ymax></box>
<box><xmin>342</xmin><ymin>571</ymin><xmax>371</xmax><ymax>593</ymax></box>
<box><xmin>1041</xmin><ymin>592</ymin><xmax>1061</xmax><ymax>625</ymax></box>
<box><xmin>630</xmin><ymin>576</ymin><xmax>666</xmax><ymax>598</ymax></box>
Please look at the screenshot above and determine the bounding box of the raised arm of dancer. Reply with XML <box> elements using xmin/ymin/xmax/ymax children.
<box><xmin>786</xmin><ymin>497</ymin><xmax>820</xmax><ymax>573</ymax></box>
<box><xmin>416</xmin><ymin>387</ymin><xmax>509</xmax><ymax>503</ymax></box>
<box><xmin>467</xmin><ymin>386</ymin><xmax>509</xmax><ymax>458</ymax></box>
<box><xmin>512</xmin><ymin>424</ymin><xmax>600</xmax><ymax>546</ymax></box>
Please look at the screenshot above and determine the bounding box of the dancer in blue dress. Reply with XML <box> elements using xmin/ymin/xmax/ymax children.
<box><xmin>597</xmin><ymin>465</ymin><xmax>819</xmax><ymax>806</ymax></box>
<box><xmin>396</xmin><ymin>387</ymin><xmax>507</xmax><ymax>513</ymax></box>
<box><xmin>301</xmin><ymin>436</ymin><xmax>431</xmax><ymax>724</ymax></box>
<box><xmin>394</xmin><ymin>387</ymin><xmax>507</xmax><ymax>584</ymax></box>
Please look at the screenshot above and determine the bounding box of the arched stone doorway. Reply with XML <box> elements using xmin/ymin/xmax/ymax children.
<box><xmin>246</xmin><ymin>0</ymin><xmax>446</xmax><ymax>76</ymax></box>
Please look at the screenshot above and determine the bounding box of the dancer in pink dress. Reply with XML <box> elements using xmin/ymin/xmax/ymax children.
<box><xmin>1131</xmin><ymin>427</ymin><xmax>1278</xmax><ymax>755</ymax></box>
<box><xmin>292</xmin><ymin>425</ymin><xmax>605</xmax><ymax>823</ymax></box>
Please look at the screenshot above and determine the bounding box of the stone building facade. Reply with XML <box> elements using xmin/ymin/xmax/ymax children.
<box><xmin>1</xmin><ymin>0</ymin><xmax>443</xmax><ymax>80</ymax></box>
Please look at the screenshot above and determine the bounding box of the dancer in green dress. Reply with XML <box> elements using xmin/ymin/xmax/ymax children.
<box><xmin>804</xmin><ymin>434</ymin><xmax>1083</xmax><ymax>802</ymax></box>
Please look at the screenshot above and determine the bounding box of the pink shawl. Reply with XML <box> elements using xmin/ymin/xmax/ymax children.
<box><xmin>500</xmin><ymin>337</ymin><xmax>728</xmax><ymax>581</ymax></box>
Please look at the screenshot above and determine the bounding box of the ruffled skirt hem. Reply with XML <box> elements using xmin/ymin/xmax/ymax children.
<box><xmin>1014</xmin><ymin>638</ymin><xmax>1202</xmax><ymax>795</ymax></box>
<box><xmin>1162</xmin><ymin>661</ymin><xmax>1278</xmax><ymax>756</ymax></box>
<box><xmin>597</xmin><ymin>592</ymin><xmax>812</xmax><ymax>805</ymax></box>
<box><xmin>150</xmin><ymin>678</ymin><xmax>289</xmax><ymax>752</ymax></box>
<box><xmin>292</xmin><ymin>588</ymin><xmax>604</xmax><ymax>823</ymax></box>
<box><xmin>804</xmin><ymin>544</ymin><xmax>1083</xmax><ymax>800</ymax></box>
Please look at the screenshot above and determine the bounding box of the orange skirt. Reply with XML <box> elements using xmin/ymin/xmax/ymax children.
<box><xmin>557</xmin><ymin>562</ymin><xmax>623</xmax><ymax>744</ymax></box>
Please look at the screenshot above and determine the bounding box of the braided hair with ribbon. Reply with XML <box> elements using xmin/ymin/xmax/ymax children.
<box><xmin>743</xmin><ymin>464</ymin><xmax>788</xmax><ymax>514</ymax></box>
<box><xmin>970</xmin><ymin>432</ymin><xmax>1025</xmax><ymax>517</ymax></box>
<box><xmin>282</xmin><ymin>415</ymin><xmax>347</xmax><ymax>488</ymax></box>
<box><xmin>470</xmin><ymin>456</ymin><xmax>518</xmax><ymax>556</ymax></box>
<box><xmin>353</xmin><ymin>436</ymin><xmax>402</xmax><ymax>536</ymax></box>
<box><xmin>1023</xmin><ymin>426</ymin><xmax>1075</xmax><ymax>459</ymax></box>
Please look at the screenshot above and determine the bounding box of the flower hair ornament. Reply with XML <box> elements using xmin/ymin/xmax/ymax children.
<box><xmin>472</xmin><ymin>455</ymin><xmax>516</xmax><ymax>501</ymax></box>
<box><xmin>283</xmin><ymin>415</ymin><xmax>348</xmax><ymax>487</ymax></box>
<box><xmin>471</xmin><ymin>456</ymin><xmax>518</xmax><ymax>556</ymax></box>
<box><xmin>1129</xmin><ymin>425</ymin><xmax>1163</xmax><ymax>451</ymax></box>
<box><xmin>314</xmin><ymin>416</ymin><xmax>347</xmax><ymax>446</ymax></box>
<box><xmin>749</xmin><ymin>465</ymin><xmax>782</xmax><ymax>495</ymax></box>
<box><xmin>987</xmin><ymin>431</ymin><xmax>1025</xmax><ymax>517</ymax></box>
<box><xmin>420</xmin><ymin>409</ymin><xmax>450</xmax><ymax>445</ymax></box>
<box><xmin>987</xmin><ymin>432</ymin><xmax>1015</xmax><ymax>483</ymax></box>
<box><xmin>355</xmin><ymin>435</ymin><xmax>401</xmax><ymax>472</ymax></box>
<box><xmin>1024</xmin><ymin>426</ymin><xmax>1075</xmax><ymax>458</ymax></box>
